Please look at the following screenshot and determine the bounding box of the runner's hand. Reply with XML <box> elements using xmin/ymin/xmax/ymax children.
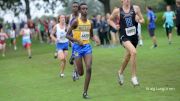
<box><xmin>77</xmin><ymin>40</ymin><xmax>83</xmax><ymax>45</ymax></box>
<box><xmin>93</xmin><ymin>36</ymin><xmax>100</xmax><ymax>45</ymax></box>
<box><xmin>116</xmin><ymin>25</ymin><xmax>120</xmax><ymax>30</ymax></box>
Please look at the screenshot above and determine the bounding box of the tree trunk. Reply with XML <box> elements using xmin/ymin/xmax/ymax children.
<box><xmin>99</xmin><ymin>0</ymin><xmax>111</xmax><ymax>14</ymax></box>
<box><xmin>25</xmin><ymin>0</ymin><xmax>31</xmax><ymax>19</ymax></box>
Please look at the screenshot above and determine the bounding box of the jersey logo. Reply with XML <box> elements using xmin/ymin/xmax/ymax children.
<box><xmin>125</xmin><ymin>17</ymin><xmax>133</xmax><ymax>27</ymax></box>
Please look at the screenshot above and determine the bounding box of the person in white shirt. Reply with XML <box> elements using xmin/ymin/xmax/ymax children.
<box><xmin>9</xmin><ymin>27</ymin><xmax>17</xmax><ymax>50</ymax></box>
<box><xmin>137</xmin><ymin>23</ymin><xmax>143</xmax><ymax>46</ymax></box>
<box><xmin>51</xmin><ymin>15</ymin><xmax>69</xmax><ymax>78</ymax></box>
<box><xmin>0</xmin><ymin>28</ymin><xmax>8</xmax><ymax>57</ymax></box>
<box><xmin>20</xmin><ymin>24</ymin><xmax>32</xmax><ymax>59</ymax></box>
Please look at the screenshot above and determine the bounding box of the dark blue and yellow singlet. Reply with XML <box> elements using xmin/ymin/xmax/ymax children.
<box><xmin>73</xmin><ymin>18</ymin><xmax>92</xmax><ymax>58</ymax></box>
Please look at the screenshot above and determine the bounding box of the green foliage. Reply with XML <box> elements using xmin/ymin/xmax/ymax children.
<box><xmin>143</xmin><ymin>12</ymin><xmax>164</xmax><ymax>28</ymax></box>
<box><xmin>63</xmin><ymin>0</ymin><xmax>104</xmax><ymax>16</ymax></box>
<box><xmin>0</xmin><ymin>17</ymin><xmax>3</xmax><ymax>23</ymax></box>
<box><xmin>0</xmin><ymin>0</ymin><xmax>20</xmax><ymax>10</ymax></box>
<box><xmin>110</xmin><ymin>0</ymin><xmax>166</xmax><ymax>12</ymax></box>
<box><xmin>164</xmin><ymin>0</ymin><xmax>176</xmax><ymax>5</ymax></box>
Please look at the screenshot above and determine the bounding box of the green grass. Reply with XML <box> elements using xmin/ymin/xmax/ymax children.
<box><xmin>0</xmin><ymin>27</ymin><xmax>180</xmax><ymax>101</ymax></box>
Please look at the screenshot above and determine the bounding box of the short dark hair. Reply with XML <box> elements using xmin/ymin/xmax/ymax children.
<box><xmin>72</xmin><ymin>1</ymin><xmax>79</xmax><ymax>5</ymax></box>
<box><xmin>79</xmin><ymin>2</ymin><xmax>87</xmax><ymax>10</ymax></box>
<box><xmin>167</xmin><ymin>5</ymin><xmax>171</xmax><ymax>8</ymax></box>
<box><xmin>147</xmin><ymin>6</ymin><xmax>152</xmax><ymax>10</ymax></box>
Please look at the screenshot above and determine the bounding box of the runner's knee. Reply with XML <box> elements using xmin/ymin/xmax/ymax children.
<box><xmin>130</xmin><ymin>49</ymin><xmax>136</xmax><ymax>56</ymax></box>
<box><xmin>78</xmin><ymin>70</ymin><xmax>84</xmax><ymax>76</ymax></box>
<box><xmin>86</xmin><ymin>67</ymin><xmax>91</xmax><ymax>74</ymax></box>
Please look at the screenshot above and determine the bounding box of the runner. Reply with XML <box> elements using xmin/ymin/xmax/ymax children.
<box><xmin>51</xmin><ymin>15</ymin><xmax>69</xmax><ymax>78</ymax></box>
<box><xmin>67</xmin><ymin>1</ymin><xmax>81</xmax><ymax>81</ymax></box>
<box><xmin>20</xmin><ymin>24</ymin><xmax>32</xmax><ymax>59</ymax></box>
<box><xmin>146</xmin><ymin>6</ymin><xmax>158</xmax><ymax>48</ymax></box>
<box><xmin>163</xmin><ymin>5</ymin><xmax>176</xmax><ymax>44</ymax></box>
<box><xmin>0</xmin><ymin>26</ymin><xmax>8</xmax><ymax>57</ymax></box>
<box><xmin>108</xmin><ymin>0</ymin><xmax>144</xmax><ymax>86</ymax></box>
<box><xmin>9</xmin><ymin>27</ymin><xmax>17</xmax><ymax>50</ymax></box>
<box><xmin>66</xmin><ymin>3</ymin><xmax>98</xmax><ymax>99</ymax></box>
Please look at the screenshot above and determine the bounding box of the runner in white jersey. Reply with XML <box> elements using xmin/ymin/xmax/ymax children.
<box><xmin>20</xmin><ymin>24</ymin><xmax>32</xmax><ymax>59</ymax></box>
<box><xmin>51</xmin><ymin>15</ymin><xmax>69</xmax><ymax>78</ymax></box>
<box><xmin>137</xmin><ymin>23</ymin><xmax>143</xmax><ymax>46</ymax></box>
<box><xmin>0</xmin><ymin>28</ymin><xmax>8</xmax><ymax>57</ymax></box>
<box><xmin>9</xmin><ymin>27</ymin><xmax>17</xmax><ymax>50</ymax></box>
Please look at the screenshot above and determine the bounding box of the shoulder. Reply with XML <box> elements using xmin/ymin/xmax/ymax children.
<box><xmin>55</xmin><ymin>24</ymin><xmax>58</xmax><ymax>27</ymax></box>
<box><xmin>113</xmin><ymin>8</ymin><xmax>120</xmax><ymax>14</ymax></box>
<box><xmin>70</xmin><ymin>18</ymin><xmax>78</xmax><ymax>28</ymax></box>
<box><xmin>133</xmin><ymin>5</ymin><xmax>140</xmax><ymax>12</ymax></box>
<box><xmin>133</xmin><ymin>5</ymin><xmax>139</xmax><ymax>9</ymax></box>
<box><xmin>75</xmin><ymin>18</ymin><xmax>79</xmax><ymax>23</ymax></box>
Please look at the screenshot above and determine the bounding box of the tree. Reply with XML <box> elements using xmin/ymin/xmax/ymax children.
<box><xmin>0</xmin><ymin>0</ymin><xmax>32</xmax><ymax>19</ymax></box>
<box><xmin>0</xmin><ymin>0</ymin><xmax>22</xmax><ymax>16</ymax></box>
<box><xmin>98</xmin><ymin>0</ymin><xmax>110</xmax><ymax>13</ymax></box>
<box><xmin>0</xmin><ymin>0</ymin><xmax>109</xmax><ymax>20</ymax></box>
<box><xmin>164</xmin><ymin>0</ymin><xmax>175</xmax><ymax>5</ymax></box>
<box><xmin>0</xmin><ymin>0</ymin><xmax>59</xmax><ymax>19</ymax></box>
<box><xmin>25</xmin><ymin>0</ymin><xmax>30</xmax><ymax>19</ymax></box>
<box><xmin>59</xmin><ymin>0</ymin><xmax>111</xmax><ymax>14</ymax></box>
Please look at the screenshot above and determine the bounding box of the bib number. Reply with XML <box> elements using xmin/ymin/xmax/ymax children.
<box><xmin>80</xmin><ymin>32</ymin><xmax>90</xmax><ymax>40</ymax></box>
<box><xmin>125</xmin><ymin>26</ymin><xmax>136</xmax><ymax>36</ymax></box>
<box><xmin>59</xmin><ymin>36</ymin><xmax>65</xmax><ymax>40</ymax></box>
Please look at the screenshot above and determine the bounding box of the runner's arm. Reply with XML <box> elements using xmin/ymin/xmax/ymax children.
<box><xmin>134</xmin><ymin>5</ymin><xmax>144</xmax><ymax>24</ymax></box>
<box><xmin>50</xmin><ymin>25</ymin><xmax>57</xmax><ymax>42</ymax></box>
<box><xmin>108</xmin><ymin>8</ymin><xmax>120</xmax><ymax>30</ymax></box>
<box><xmin>66</xmin><ymin>19</ymin><xmax>82</xmax><ymax>45</ymax></box>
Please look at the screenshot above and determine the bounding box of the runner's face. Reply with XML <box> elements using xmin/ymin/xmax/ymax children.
<box><xmin>121</xmin><ymin>0</ymin><xmax>131</xmax><ymax>5</ymax></box>
<box><xmin>59</xmin><ymin>15</ymin><xmax>65</xmax><ymax>23</ymax></box>
<box><xmin>80</xmin><ymin>5</ymin><xmax>88</xmax><ymax>16</ymax></box>
<box><xmin>72</xmin><ymin>3</ymin><xmax>79</xmax><ymax>12</ymax></box>
<box><xmin>166</xmin><ymin>6</ymin><xmax>171</xmax><ymax>11</ymax></box>
<box><xmin>177</xmin><ymin>0</ymin><xmax>180</xmax><ymax>7</ymax></box>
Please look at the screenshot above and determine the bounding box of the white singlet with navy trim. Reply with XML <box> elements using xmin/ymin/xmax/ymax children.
<box><xmin>56</xmin><ymin>24</ymin><xmax>68</xmax><ymax>43</ymax></box>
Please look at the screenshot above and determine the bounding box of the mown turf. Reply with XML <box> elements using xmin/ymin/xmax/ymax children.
<box><xmin>0</xmin><ymin>27</ymin><xmax>180</xmax><ymax>101</ymax></box>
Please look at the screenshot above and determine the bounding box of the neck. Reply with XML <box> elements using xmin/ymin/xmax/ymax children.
<box><xmin>81</xmin><ymin>16</ymin><xmax>87</xmax><ymax>22</ymax></box>
<box><xmin>123</xmin><ymin>4</ymin><xmax>130</xmax><ymax>9</ymax></box>
<box><xmin>73</xmin><ymin>12</ymin><xmax>78</xmax><ymax>17</ymax></box>
<box><xmin>60</xmin><ymin>22</ymin><xmax>64</xmax><ymax>26</ymax></box>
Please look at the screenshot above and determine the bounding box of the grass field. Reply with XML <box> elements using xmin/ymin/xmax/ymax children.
<box><xmin>0</xmin><ymin>27</ymin><xmax>180</xmax><ymax>101</ymax></box>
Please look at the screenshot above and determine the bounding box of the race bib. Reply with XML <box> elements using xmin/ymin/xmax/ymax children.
<box><xmin>125</xmin><ymin>26</ymin><xmax>136</xmax><ymax>36</ymax></box>
<box><xmin>59</xmin><ymin>36</ymin><xmax>65</xmax><ymax>40</ymax></box>
<box><xmin>80</xmin><ymin>32</ymin><xmax>90</xmax><ymax>40</ymax></box>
